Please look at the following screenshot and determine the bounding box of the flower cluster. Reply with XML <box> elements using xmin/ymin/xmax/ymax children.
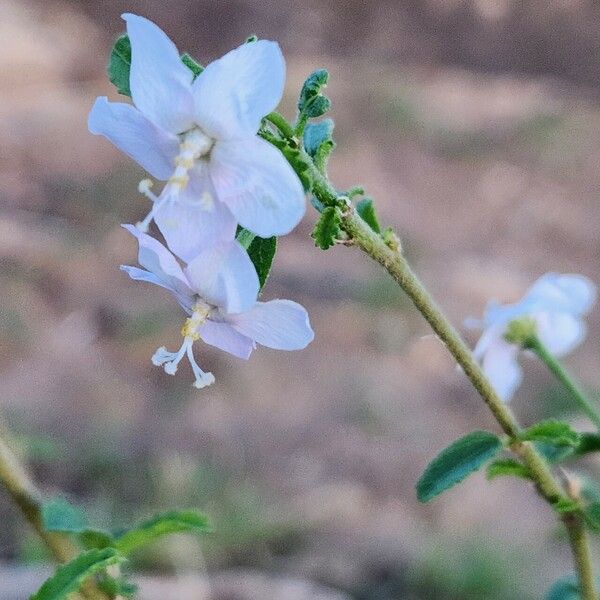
<box><xmin>469</xmin><ymin>273</ymin><xmax>596</xmax><ymax>402</ymax></box>
<box><xmin>89</xmin><ymin>14</ymin><xmax>313</xmax><ymax>388</ymax></box>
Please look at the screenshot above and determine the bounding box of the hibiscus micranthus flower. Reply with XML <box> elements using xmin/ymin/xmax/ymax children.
<box><xmin>120</xmin><ymin>225</ymin><xmax>314</xmax><ymax>388</ymax></box>
<box><xmin>468</xmin><ymin>273</ymin><xmax>596</xmax><ymax>402</ymax></box>
<box><xmin>89</xmin><ymin>13</ymin><xmax>305</xmax><ymax>260</ymax></box>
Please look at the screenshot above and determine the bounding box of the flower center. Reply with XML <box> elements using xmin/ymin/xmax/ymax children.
<box><xmin>151</xmin><ymin>299</ymin><xmax>216</xmax><ymax>389</ymax></box>
<box><xmin>169</xmin><ymin>128</ymin><xmax>214</xmax><ymax>189</ymax></box>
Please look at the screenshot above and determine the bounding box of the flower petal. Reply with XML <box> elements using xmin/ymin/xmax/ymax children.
<box><xmin>535</xmin><ymin>311</ymin><xmax>586</xmax><ymax>357</ymax></box>
<box><xmin>122</xmin><ymin>224</ymin><xmax>193</xmax><ymax>301</ymax></box>
<box><xmin>199</xmin><ymin>319</ymin><xmax>254</xmax><ymax>359</ymax></box>
<box><xmin>88</xmin><ymin>97</ymin><xmax>178</xmax><ymax>180</ymax></box>
<box><xmin>192</xmin><ymin>40</ymin><xmax>285</xmax><ymax>139</ymax></box>
<box><xmin>154</xmin><ymin>165</ymin><xmax>237</xmax><ymax>262</ymax></box>
<box><xmin>526</xmin><ymin>273</ymin><xmax>597</xmax><ymax>315</ymax></box>
<box><xmin>123</xmin><ymin>13</ymin><xmax>195</xmax><ymax>133</ymax></box>
<box><xmin>481</xmin><ymin>338</ymin><xmax>522</xmax><ymax>402</ymax></box>
<box><xmin>120</xmin><ymin>265</ymin><xmax>194</xmax><ymax>313</ymax></box>
<box><xmin>227</xmin><ymin>299</ymin><xmax>314</xmax><ymax>350</ymax></box>
<box><xmin>184</xmin><ymin>240</ymin><xmax>259</xmax><ymax>314</ymax></box>
<box><xmin>210</xmin><ymin>137</ymin><xmax>305</xmax><ymax>237</ymax></box>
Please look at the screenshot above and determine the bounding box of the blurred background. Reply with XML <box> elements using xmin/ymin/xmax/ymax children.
<box><xmin>2</xmin><ymin>0</ymin><xmax>600</xmax><ymax>598</ymax></box>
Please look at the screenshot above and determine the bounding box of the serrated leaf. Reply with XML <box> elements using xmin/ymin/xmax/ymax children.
<box><xmin>303</xmin><ymin>119</ymin><xmax>334</xmax><ymax>157</ymax></box>
<box><xmin>181</xmin><ymin>53</ymin><xmax>203</xmax><ymax>77</ymax></box>
<box><xmin>30</xmin><ymin>548</ymin><xmax>124</xmax><ymax>600</ymax></box>
<box><xmin>298</xmin><ymin>69</ymin><xmax>329</xmax><ymax>112</ymax></box>
<box><xmin>520</xmin><ymin>420</ymin><xmax>580</xmax><ymax>447</ymax></box>
<box><xmin>355</xmin><ymin>198</ymin><xmax>381</xmax><ymax>234</ymax></box>
<box><xmin>416</xmin><ymin>431</ymin><xmax>502</xmax><ymax>503</ymax></box>
<box><xmin>114</xmin><ymin>510</ymin><xmax>210</xmax><ymax>555</ymax></box>
<box><xmin>584</xmin><ymin>502</ymin><xmax>600</xmax><ymax>531</ymax></box>
<box><xmin>42</xmin><ymin>498</ymin><xmax>87</xmax><ymax>533</ymax></box>
<box><xmin>107</xmin><ymin>35</ymin><xmax>131</xmax><ymax>96</ymax></box>
<box><xmin>247</xmin><ymin>235</ymin><xmax>277</xmax><ymax>290</ymax></box>
<box><xmin>311</xmin><ymin>206</ymin><xmax>342</xmax><ymax>250</ymax></box>
<box><xmin>486</xmin><ymin>458</ymin><xmax>531</xmax><ymax>480</ymax></box>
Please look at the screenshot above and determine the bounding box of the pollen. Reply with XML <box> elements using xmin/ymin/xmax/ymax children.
<box><xmin>181</xmin><ymin>318</ymin><xmax>201</xmax><ymax>340</ymax></box>
<box><xmin>169</xmin><ymin>174</ymin><xmax>190</xmax><ymax>188</ymax></box>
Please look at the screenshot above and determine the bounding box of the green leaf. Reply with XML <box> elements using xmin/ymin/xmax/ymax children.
<box><xmin>181</xmin><ymin>53</ymin><xmax>203</xmax><ymax>77</ymax></box>
<box><xmin>304</xmin><ymin>95</ymin><xmax>331</xmax><ymax>118</ymax></box>
<box><xmin>535</xmin><ymin>441</ymin><xmax>575</xmax><ymax>464</ymax></box>
<box><xmin>98</xmin><ymin>576</ymin><xmax>137</xmax><ymax>598</ymax></box>
<box><xmin>107</xmin><ymin>35</ymin><xmax>131</xmax><ymax>96</ymax></box>
<box><xmin>78</xmin><ymin>529</ymin><xmax>115</xmax><ymax>550</ymax></box>
<box><xmin>245</xmin><ymin>34</ymin><xmax>258</xmax><ymax>43</ymax></box>
<box><xmin>311</xmin><ymin>206</ymin><xmax>342</xmax><ymax>250</ymax></box>
<box><xmin>575</xmin><ymin>432</ymin><xmax>600</xmax><ymax>455</ymax></box>
<box><xmin>303</xmin><ymin>119</ymin><xmax>334</xmax><ymax>157</ymax></box>
<box><xmin>247</xmin><ymin>235</ymin><xmax>277</xmax><ymax>290</ymax></box>
<box><xmin>236</xmin><ymin>227</ymin><xmax>255</xmax><ymax>250</ymax></box>
<box><xmin>416</xmin><ymin>431</ymin><xmax>502</xmax><ymax>503</ymax></box>
<box><xmin>584</xmin><ymin>502</ymin><xmax>600</xmax><ymax>531</ymax></box>
<box><xmin>486</xmin><ymin>458</ymin><xmax>531</xmax><ymax>481</ymax></box>
<box><xmin>554</xmin><ymin>498</ymin><xmax>580</xmax><ymax>514</ymax></box>
<box><xmin>42</xmin><ymin>498</ymin><xmax>87</xmax><ymax>533</ymax></box>
<box><xmin>298</xmin><ymin>69</ymin><xmax>329</xmax><ymax>112</ymax></box>
<box><xmin>545</xmin><ymin>574</ymin><xmax>600</xmax><ymax>599</ymax></box>
<box><xmin>355</xmin><ymin>198</ymin><xmax>381</xmax><ymax>234</ymax></box>
<box><xmin>114</xmin><ymin>509</ymin><xmax>210</xmax><ymax>555</ymax></box>
<box><xmin>108</xmin><ymin>34</ymin><xmax>203</xmax><ymax>96</ymax></box>
<box><xmin>520</xmin><ymin>420</ymin><xmax>580</xmax><ymax>447</ymax></box>
<box><xmin>30</xmin><ymin>548</ymin><xmax>124</xmax><ymax>600</ymax></box>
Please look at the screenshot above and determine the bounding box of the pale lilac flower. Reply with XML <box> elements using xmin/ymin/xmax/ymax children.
<box><xmin>469</xmin><ymin>273</ymin><xmax>596</xmax><ymax>402</ymax></box>
<box><xmin>89</xmin><ymin>13</ymin><xmax>305</xmax><ymax>256</ymax></box>
<box><xmin>120</xmin><ymin>225</ymin><xmax>313</xmax><ymax>388</ymax></box>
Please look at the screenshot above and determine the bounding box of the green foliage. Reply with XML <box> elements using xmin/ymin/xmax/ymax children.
<box><xmin>107</xmin><ymin>34</ymin><xmax>203</xmax><ymax>97</ymax></box>
<box><xmin>303</xmin><ymin>119</ymin><xmax>334</xmax><ymax>157</ymax></box>
<box><xmin>416</xmin><ymin>431</ymin><xmax>502</xmax><ymax>503</ymax></box>
<box><xmin>311</xmin><ymin>206</ymin><xmax>342</xmax><ymax>250</ymax></box>
<box><xmin>356</xmin><ymin>198</ymin><xmax>382</xmax><ymax>234</ymax></box>
<box><xmin>583</xmin><ymin>502</ymin><xmax>600</xmax><ymax>531</ymax></box>
<box><xmin>108</xmin><ymin>35</ymin><xmax>131</xmax><ymax>96</ymax></box>
<box><xmin>181</xmin><ymin>53</ymin><xmax>203</xmax><ymax>77</ymax></box>
<box><xmin>575</xmin><ymin>432</ymin><xmax>600</xmax><ymax>455</ymax></box>
<box><xmin>98</xmin><ymin>576</ymin><xmax>137</xmax><ymax>598</ymax></box>
<box><xmin>266</xmin><ymin>136</ymin><xmax>313</xmax><ymax>191</ymax></box>
<box><xmin>30</xmin><ymin>548</ymin><xmax>124</xmax><ymax>600</ymax></box>
<box><xmin>486</xmin><ymin>458</ymin><xmax>531</xmax><ymax>481</ymax></box>
<box><xmin>553</xmin><ymin>498</ymin><xmax>580</xmax><ymax>514</ymax></box>
<box><xmin>247</xmin><ymin>235</ymin><xmax>277</xmax><ymax>290</ymax></box>
<box><xmin>42</xmin><ymin>498</ymin><xmax>87</xmax><ymax>533</ymax></box>
<box><xmin>298</xmin><ymin>69</ymin><xmax>330</xmax><ymax>115</ymax></box>
<box><xmin>519</xmin><ymin>420</ymin><xmax>580</xmax><ymax>447</ymax></box>
<box><xmin>78</xmin><ymin>529</ymin><xmax>115</xmax><ymax>550</ymax></box>
<box><xmin>236</xmin><ymin>228</ymin><xmax>277</xmax><ymax>290</ymax></box>
<box><xmin>114</xmin><ymin>509</ymin><xmax>210</xmax><ymax>555</ymax></box>
<box><xmin>546</xmin><ymin>575</ymin><xmax>583</xmax><ymax>600</ymax></box>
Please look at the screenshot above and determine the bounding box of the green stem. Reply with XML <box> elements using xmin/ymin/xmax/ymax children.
<box><xmin>266</xmin><ymin>113</ymin><xmax>597</xmax><ymax>597</ymax></box>
<box><xmin>528</xmin><ymin>335</ymin><xmax>600</xmax><ymax>430</ymax></box>
<box><xmin>0</xmin><ymin>436</ymin><xmax>109</xmax><ymax>600</ymax></box>
<box><xmin>265</xmin><ymin>112</ymin><xmax>297</xmax><ymax>141</ymax></box>
<box><xmin>564</xmin><ymin>512</ymin><xmax>598</xmax><ymax>600</ymax></box>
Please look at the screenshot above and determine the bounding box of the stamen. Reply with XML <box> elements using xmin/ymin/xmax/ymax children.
<box><xmin>136</xmin><ymin>179</ymin><xmax>161</xmax><ymax>232</ymax></box>
<box><xmin>186</xmin><ymin>342</ymin><xmax>215</xmax><ymax>389</ymax></box>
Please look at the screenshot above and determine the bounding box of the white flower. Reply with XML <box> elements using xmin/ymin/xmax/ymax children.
<box><xmin>469</xmin><ymin>273</ymin><xmax>596</xmax><ymax>402</ymax></box>
<box><xmin>120</xmin><ymin>225</ymin><xmax>314</xmax><ymax>388</ymax></box>
<box><xmin>89</xmin><ymin>13</ymin><xmax>305</xmax><ymax>258</ymax></box>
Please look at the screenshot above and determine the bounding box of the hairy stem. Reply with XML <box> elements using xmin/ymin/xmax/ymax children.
<box><xmin>528</xmin><ymin>335</ymin><xmax>600</xmax><ymax>430</ymax></box>
<box><xmin>564</xmin><ymin>512</ymin><xmax>598</xmax><ymax>600</ymax></box>
<box><xmin>0</xmin><ymin>437</ymin><xmax>109</xmax><ymax>600</ymax></box>
<box><xmin>264</xmin><ymin>112</ymin><xmax>597</xmax><ymax>597</ymax></box>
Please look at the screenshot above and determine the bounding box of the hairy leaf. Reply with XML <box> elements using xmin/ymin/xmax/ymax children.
<box><xmin>303</xmin><ymin>119</ymin><xmax>334</xmax><ymax>157</ymax></box>
<box><xmin>416</xmin><ymin>431</ymin><xmax>502</xmax><ymax>503</ymax></box>
<box><xmin>30</xmin><ymin>549</ymin><xmax>124</xmax><ymax>600</ymax></box>
<box><xmin>298</xmin><ymin>69</ymin><xmax>329</xmax><ymax>112</ymax></box>
<box><xmin>520</xmin><ymin>420</ymin><xmax>580</xmax><ymax>447</ymax></box>
<box><xmin>311</xmin><ymin>206</ymin><xmax>342</xmax><ymax>250</ymax></box>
